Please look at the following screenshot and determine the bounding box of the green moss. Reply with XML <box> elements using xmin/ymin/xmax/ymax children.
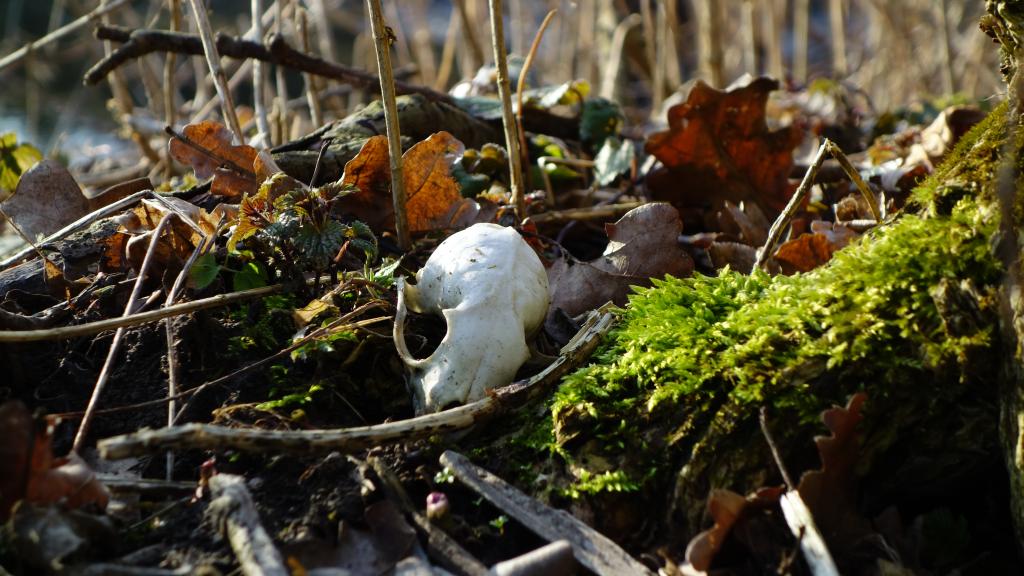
<box><xmin>533</xmin><ymin>104</ymin><xmax>1008</xmax><ymax>500</ymax></box>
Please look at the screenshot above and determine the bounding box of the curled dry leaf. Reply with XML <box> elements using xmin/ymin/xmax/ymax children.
<box><xmin>0</xmin><ymin>401</ymin><xmax>109</xmax><ymax>522</ymax></box>
<box><xmin>168</xmin><ymin>120</ymin><xmax>259</xmax><ymax>199</ymax></box>
<box><xmin>340</xmin><ymin>131</ymin><xmax>480</xmax><ymax>234</ymax></box>
<box><xmin>683</xmin><ymin>487</ymin><xmax>787</xmax><ymax>572</ymax></box>
<box><xmin>645</xmin><ymin>77</ymin><xmax>803</xmax><ymax>222</ymax></box>
<box><xmin>546</xmin><ymin>202</ymin><xmax>693</xmax><ymax>326</ymax></box>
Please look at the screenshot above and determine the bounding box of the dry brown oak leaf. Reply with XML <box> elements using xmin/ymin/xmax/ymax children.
<box><xmin>645</xmin><ymin>77</ymin><xmax>803</xmax><ymax>223</ymax></box>
<box><xmin>340</xmin><ymin>131</ymin><xmax>478</xmax><ymax>234</ymax></box>
<box><xmin>168</xmin><ymin>120</ymin><xmax>260</xmax><ymax>199</ymax></box>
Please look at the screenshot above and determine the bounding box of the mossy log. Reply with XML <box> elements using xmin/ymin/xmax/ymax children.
<box><xmin>545</xmin><ymin>104</ymin><xmax>1007</xmax><ymax>540</ymax></box>
<box><xmin>469</xmin><ymin>52</ymin><xmax>1024</xmax><ymax>574</ymax></box>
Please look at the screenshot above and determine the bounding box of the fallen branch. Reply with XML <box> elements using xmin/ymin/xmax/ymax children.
<box><xmin>206</xmin><ymin>474</ymin><xmax>288</xmax><ymax>576</ymax></box>
<box><xmin>439</xmin><ymin>450</ymin><xmax>653</xmax><ymax>576</ymax></box>
<box><xmin>85</xmin><ymin>25</ymin><xmax>454</xmax><ymax>105</ymax></box>
<box><xmin>97</xmin><ymin>305</ymin><xmax>615</xmax><ymax>459</ymax></box>
<box><xmin>0</xmin><ymin>284</ymin><xmax>283</xmax><ymax>343</ymax></box>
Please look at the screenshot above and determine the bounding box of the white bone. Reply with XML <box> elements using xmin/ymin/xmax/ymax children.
<box><xmin>394</xmin><ymin>223</ymin><xmax>550</xmax><ymax>413</ymax></box>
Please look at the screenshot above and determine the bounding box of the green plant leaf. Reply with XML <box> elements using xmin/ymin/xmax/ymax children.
<box><xmin>190</xmin><ymin>253</ymin><xmax>221</xmax><ymax>290</ymax></box>
<box><xmin>295</xmin><ymin>219</ymin><xmax>345</xmax><ymax>268</ymax></box>
<box><xmin>593</xmin><ymin>137</ymin><xmax>635</xmax><ymax>186</ymax></box>
<box><xmin>0</xmin><ymin>133</ymin><xmax>43</xmax><ymax>194</ymax></box>
<box><xmin>580</xmin><ymin>98</ymin><xmax>625</xmax><ymax>148</ymax></box>
<box><xmin>233</xmin><ymin>261</ymin><xmax>269</xmax><ymax>291</ymax></box>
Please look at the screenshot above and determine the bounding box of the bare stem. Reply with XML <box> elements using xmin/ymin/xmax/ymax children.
<box><xmin>756</xmin><ymin>141</ymin><xmax>828</xmax><ymax>270</ymax></box>
<box><xmin>0</xmin><ymin>0</ymin><xmax>132</xmax><ymax>73</ymax></box>
<box><xmin>794</xmin><ymin>0</ymin><xmax>809</xmax><ymax>83</ymax></box>
<box><xmin>488</xmin><ymin>0</ymin><xmax>527</xmax><ymax>220</ymax></box>
<box><xmin>516</xmin><ymin>9</ymin><xmax>557</xmax><ymax>199</ymax></box>
<box><xmin>252</xmin><ymin>0</ymin><xmax>271</xmax><ymax>147</ymax></box>
<box><xmin>453</xmin><ymin>0</ymin><xmax>485</xmax><ymax>72</ymax></box>
<box><xmin>366</xmin><ymin>0</ymin><xmax>411</xmax><ymax>250</ymax></box>
<box><xmin>825</xmin><ymin>140</ymin><xmax>882</xmax><ymax>220</ymax></box>
<box><xmin>829</xmin><ymin>0</ymin><xmax>847</xmax><ymax>76</ymax></box>
<box><xmin>297</xmin><ymin>7</ymin><xmax>323</xmax><ymax>127</ymax></box>
<box><xmin>186</xmin><ymin>0</ymin><xmax>245</xmax><ymax>142</ymax></box>
<box><xmin>73</xmin><ymin>213</ymin><xmax>176</xmax><ymax>452</ymax></box>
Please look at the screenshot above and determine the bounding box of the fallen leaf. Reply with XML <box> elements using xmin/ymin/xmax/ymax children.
<box><xmin>684</xmin><ymin>487</ymin><xmax>786</xmax><ymax>572</ymax></box>
<box><xmin>773</xmin><ymin>222</ymin><xmax>859</xmax><ymax>274</ymax></box>
<box><xmin>796</xmin><ymin>392</ymin><xmax>873</xmax><ymax>555</ymax></box>
<box><xmin>340</xmin><ymin>136</ymin><xmax>396</xmax><ymax>232</ymax></box>
<box><xmin>594</xmin><ymin>137</ymin><xmax>635</xmax><ymax>186</ymax></box>
<box><xmin>168</xmin><ymin>120</ymin><xmax>259</xmax><ymax>199</ymax></box>
<box><xmin>707</xmin><ymin>241</ymin><xmax>757</xmax><ymax>274</ymax></box>
<box><xmin>645</xmin><ymin>77</ymin><xmax>803</xmax><ymax>222</ymax></box>
<box><xmin>718</xmin><ymin>201</ymin><xmax>769</xmax><ymax>246</ymax></box>
<box><xmin>340</xmin><ymin>132</ymin><xmax>481</xmax><ymax>234</ymax></box>
<box><xmin>546</xmin><ymin>203</ymin><xmax>693</xmax><ymax>326</ymax></box>
<box><xmin>2</xmin><ymin>159</ymin><xmax>89</xmax><ymax>240</ymax></box>
<box><xmin>402</xmin><ymin>131</ymin><xmax>475</xmax><ymax>232</ymax></box>
<box><xmin>0</xmin><ymin>401</ymin><xmax>109</xmax><ymax>522</ymax></box>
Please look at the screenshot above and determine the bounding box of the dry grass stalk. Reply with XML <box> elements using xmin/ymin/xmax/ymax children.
<box><xmin>251</xmin><ymin>0</ymin><xmax>271</xmax><ymax>147</ymax></box>
<box><xmin>434</xmin><ymin>5</ymin><xmax>460</xmax><ymax>90</ymax></box>
<box><xmin>487</xmin><ymin>0</ymin><xmax>527</xmax><ymax>220</ymax></box>
<box><xmin>454</xmin><ymin>0</ymin><xmax>485</xmax><ymax>73</ymax></box>
<box><xmin>366</xmin><ymin>0</ymin><xmax>411</xmax><ymax>249</ymax></box>
<box><xmin>794</xmin><ymin>0</ymin><xmax>809</xmax><ymax>82</ymax></box>
<box><xmin>186</xmin><ymin>0</ymin><xmax>244</xmax><ymax>142</ymax></box>
<box><xmin>830</xmin><ymin>0</ymin><xmax>847</xmax><ymax>76</ymax></box>
<box><xmin>297</xmin><ymin>7</ymin><xmax>323</xmax><ymax>128</ymax></box>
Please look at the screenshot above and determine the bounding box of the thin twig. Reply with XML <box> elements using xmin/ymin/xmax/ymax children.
<box><xmin>515</xmin><ymin>9</ymin><xmax>557</xmax><ymax>196</ymax></box>
<box><xmin>73</xmin><ymin>213</ymin><xmax>177</xmax><ymax>452</ymax></box>
<box><xmin>527</xmin><ymin>202</ymin><xmax>644</xmax><ymax>225</ymax></box>
<box><xmin>0</xmin><ymin>0</ymin><xmax>132</xmax><ymax>72</ymax></box>
<box><xmin>453</xmin><ymin>0</ymin><xmax>485</xmax><ymax>72</ymax></box>
<box><xmin>755</xmin><ymin>141</ymin><xmax>829</xmax><ymax>270</ymax></box>
<box><xmin>49</xmin><ymin>310</ymin><xmax>387</xmax><ymax>420</ymax></box>
<box><xmin>599</xmin><ymin>13</ymin><xmax>642</xmax><ymax>100</ymax></box>
<box><xmin>366</xmin><ymin>0</ymin><xmax>411</xmax><ymax>250</ymax></box>
<box><xmin>186</xmin><ymin>0</ymin><xmax>245</xmax><ymax>142</ymax></box>
<box><xmin>0</xmin><ymin>190</ymin><xmax>151</xmax><ymax>270</ymax></box>
<box><xmin>171</xmin><ymin>306</ymin><xmax>386</xmax><ymax>424</ymax></box>
<box><xmin>759</xmin><ymin>407</ymin><xmax>796</xmax><ymax>490</ymax></box>
<box><xmin>488</xmin><ymin>0</ymin><xmax>527</xmax><ymax>220</ymax></box>
<box><xmin>251</xmin><ymin>0</ymin><xmax>271</xmax><ymax>147</ymax></box>
<box><xmin>823</xmin><ymin>140</ymin><xmax>882</xmax><ymax>221</ymax></box>
<box><xmin>164</xmin><ymin>0</ymin><xmax>181</xmax><ymax>179</ymax></box>
<box><xmin>296</xmin><ymin>7</ymin><xmax>323</xmax><ymax>128</ymax></box>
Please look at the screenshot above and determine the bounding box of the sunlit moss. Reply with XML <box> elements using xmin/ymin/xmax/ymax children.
<box><xmin>537</xmin><ymin>104</ymin><xmax>1007</xmax><ymax>497</ymax></box>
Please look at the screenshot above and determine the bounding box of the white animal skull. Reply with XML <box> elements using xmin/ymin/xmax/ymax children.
<box><xmin>394</xmin><ymin>223</ymin><xmax>550</xmax><ymax>413</ymax></box>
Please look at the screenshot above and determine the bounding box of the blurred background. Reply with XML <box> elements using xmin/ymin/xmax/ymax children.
<box><xmin>0</xmin><ymin>0</ymin><xmax>1002</xmax><ymax>156</ymax></box>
